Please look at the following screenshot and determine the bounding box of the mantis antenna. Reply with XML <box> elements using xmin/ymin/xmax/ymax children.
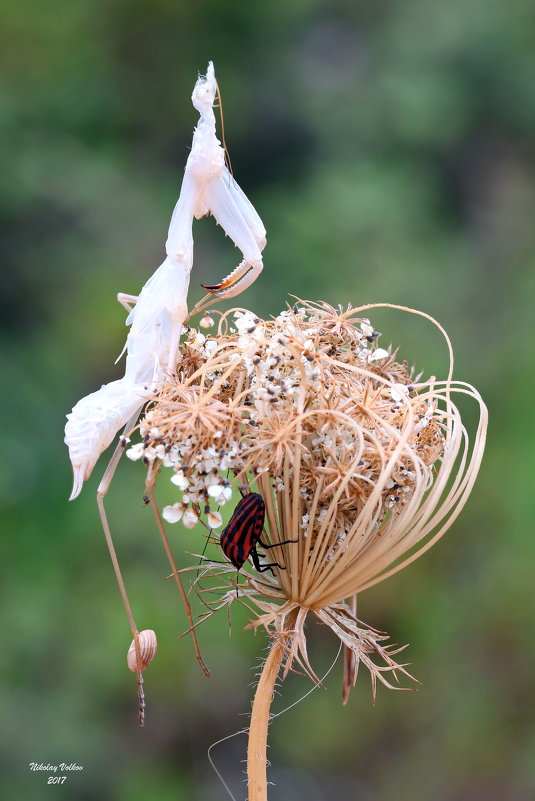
<box><xmin>216</xmin><ymin>80</ymin><xmax>234</xmax><ymax>179</ymax></box>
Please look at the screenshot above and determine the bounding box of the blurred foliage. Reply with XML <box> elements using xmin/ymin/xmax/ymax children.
<box><xmin>1</xmin><ymin>0</ymin><xmax>534</xmax><ymax>799</ymax></box>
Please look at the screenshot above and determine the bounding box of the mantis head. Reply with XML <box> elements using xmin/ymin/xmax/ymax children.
<box><xmin>191</xmin><ymin>61</ymin><xmax>217</xmax><ymax>114</ymax></box>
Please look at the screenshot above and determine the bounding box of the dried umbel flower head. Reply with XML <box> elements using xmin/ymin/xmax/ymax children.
<box><xmin>131</xmin><ymin>299</ymin><xmax>486</xmax><ymax>799</ymax></box>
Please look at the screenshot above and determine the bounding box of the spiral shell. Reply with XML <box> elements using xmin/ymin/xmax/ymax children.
<box><xmin>127</xmin><ymin>629</ymin><xmax>158</xmax><ymax>673</ymax></box>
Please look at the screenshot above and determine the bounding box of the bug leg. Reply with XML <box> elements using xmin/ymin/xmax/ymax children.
<box><xmin>258</xmin><ymin>537</ymin><xmax>299</xmax><ymax>549</ymax></box>
<box><xmin>117</xmin><ymin>293</ymin><xmax>139</xmax><ymax>315</ymax></box>
<box><xmin>96</xmin><ymin>407</ymin><xmax>146</xmax><ymax>725</ymax></box>
<box><xmin>144</xmin><ymin>464</ymin><xmax>211</xmax><ymax>677</ymax></box>
<box><xmin>250</xmin><ymin>547</ymin><xmax>284</xmax><ymax>574</ymax></box>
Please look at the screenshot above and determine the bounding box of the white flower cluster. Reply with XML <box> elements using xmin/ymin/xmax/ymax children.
<box><xmin>126</xmin><ymin>430</ymin><xmax>243</xmax><ymax>527</ymax></box>
<box><xmin>127</xmin><ymin>304</ymin><xmax>444</xmax><ymax>544</ymax></box>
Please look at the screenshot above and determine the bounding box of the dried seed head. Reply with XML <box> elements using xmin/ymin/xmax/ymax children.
<box><xmin>135</xmin><ymin>300</ymin><xmax>486</xmax><ymax>697</ymax></box>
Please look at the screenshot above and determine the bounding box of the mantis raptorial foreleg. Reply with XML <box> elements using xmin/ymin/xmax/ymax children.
<box><xmin>205</xmin><ymin>169</ymin><xmax>265</xmax><ymax>263</ymax></box>
<box><xmin>202</xmin><ymin>257</ymin><xmax>263</xmax><ymax>299</ymax></box>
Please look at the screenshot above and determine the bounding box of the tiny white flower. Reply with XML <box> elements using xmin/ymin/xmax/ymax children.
<box><xmin>199</xmin><ymin>313</ymin><xmax>215</xmax><ymax>329</ymax></box>
<box><xmin>360</xmin><ymin>320</ymin><xmax>373</xmax><ymax>337</ymax></box>
<box><xmin>208</xmin><ymin>484</ymin><xmax>231</xmax><ymax>502</ymax></box>
<box><xmin>369</xmin><ymin>348</ymin><xmax>389</xmax><ymax>362</ymax></box>
<box><xmin>162</xmin><ymin>503</ymin><xmax>185</xmax><ymax>524</ymax></box>
<box><xmin>126</xmin><ymin>443</ymin><xmax>144</xmax><ymax>461</ymax></box>
<box><xmin>182</xmin><ymin>507</ymin><xmax>199</xmax><ymax>529</ymax></box>
<box><xmin>207</xmin><ymin>511</ymin><xmax>223</xmax><ymax>529</ymax></box>
<box><xmin>391</xmin><ymin>383</ymin><xmax>409</xmax><ymax>403</ymax></box>
<box><xmin>171</xmin><ymin>472</ymin><xmax>189</xmax><ymax>490</ymax></box>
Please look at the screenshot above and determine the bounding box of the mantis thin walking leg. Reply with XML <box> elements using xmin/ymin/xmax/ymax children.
<box><xmin>117</xmin><ymin>293</ymin><xmax>139</xmax><ymax>314</ymax></box>
<box><xmin>145</xmin><ymin>463</ymin><xmax>211</xmax><ymax>677</ymax></box>
<box><xmin>96</xmin><ymin>408</ymin><xmax>146</xmax><ymax>725</ymax></box>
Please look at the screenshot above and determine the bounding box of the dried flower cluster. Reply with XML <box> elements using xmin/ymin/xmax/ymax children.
<box><xmin>129</xmin><ymin>299</ymin><xmax>486</xmax><ymax>697</ymax></box>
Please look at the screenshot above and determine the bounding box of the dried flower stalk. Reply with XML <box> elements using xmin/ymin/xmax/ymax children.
<box><xmin>129</xmin><ymin>299</ymin><xmax>487</xmax><ymax>800</ymax></box>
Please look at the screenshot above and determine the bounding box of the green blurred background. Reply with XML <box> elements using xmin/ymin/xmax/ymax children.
<box><xmin>2</xmin><ymin>1</ymin><xmax>534</xmax><ymax>799</ymax></box>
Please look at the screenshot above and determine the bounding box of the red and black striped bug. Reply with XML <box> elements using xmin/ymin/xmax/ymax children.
<box><xmin>220</xmin><ymin>492</ymin><xmax>297</xmax><ymax>574</ymax></box>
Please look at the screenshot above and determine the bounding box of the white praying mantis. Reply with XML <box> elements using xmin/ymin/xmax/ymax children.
<box><xmin>64</xmin><ymin>62</ymin><xmax>266</xmax><ymax>723</ymax></box>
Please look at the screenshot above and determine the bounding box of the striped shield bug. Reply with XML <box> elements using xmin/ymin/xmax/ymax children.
<box><xmin>220</xmin><ymin>492</ymin><xmax>297</xmax><ymax>574</ymax></box>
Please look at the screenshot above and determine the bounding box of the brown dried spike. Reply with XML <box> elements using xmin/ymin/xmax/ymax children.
<box><xmin>127</xmin><ymin>629</ymin><xmax>158</xmax><ymax>673</ymax></box>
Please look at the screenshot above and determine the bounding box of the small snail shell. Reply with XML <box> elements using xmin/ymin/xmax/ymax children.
<box><xmin>127</xmin><ymin>629</ymin><xmax>158</xmax><ymax>673</ymax></box>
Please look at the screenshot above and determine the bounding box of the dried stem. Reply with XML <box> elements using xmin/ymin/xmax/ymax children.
<box><xmin>248</xmin><ymin>613</ymin><xmax>296</xmax><ymax>801</ymax></box>
<box><xmin>145</xmin><ymin>467</ymin><xmax>211</xmax><ymax>677</ymax></box>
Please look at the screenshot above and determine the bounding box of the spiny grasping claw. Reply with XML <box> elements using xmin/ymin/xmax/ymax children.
<box><xmin>201</xmin><ymin>259</ymin><xmax>263</xmax><ymax>299</ymax></box>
